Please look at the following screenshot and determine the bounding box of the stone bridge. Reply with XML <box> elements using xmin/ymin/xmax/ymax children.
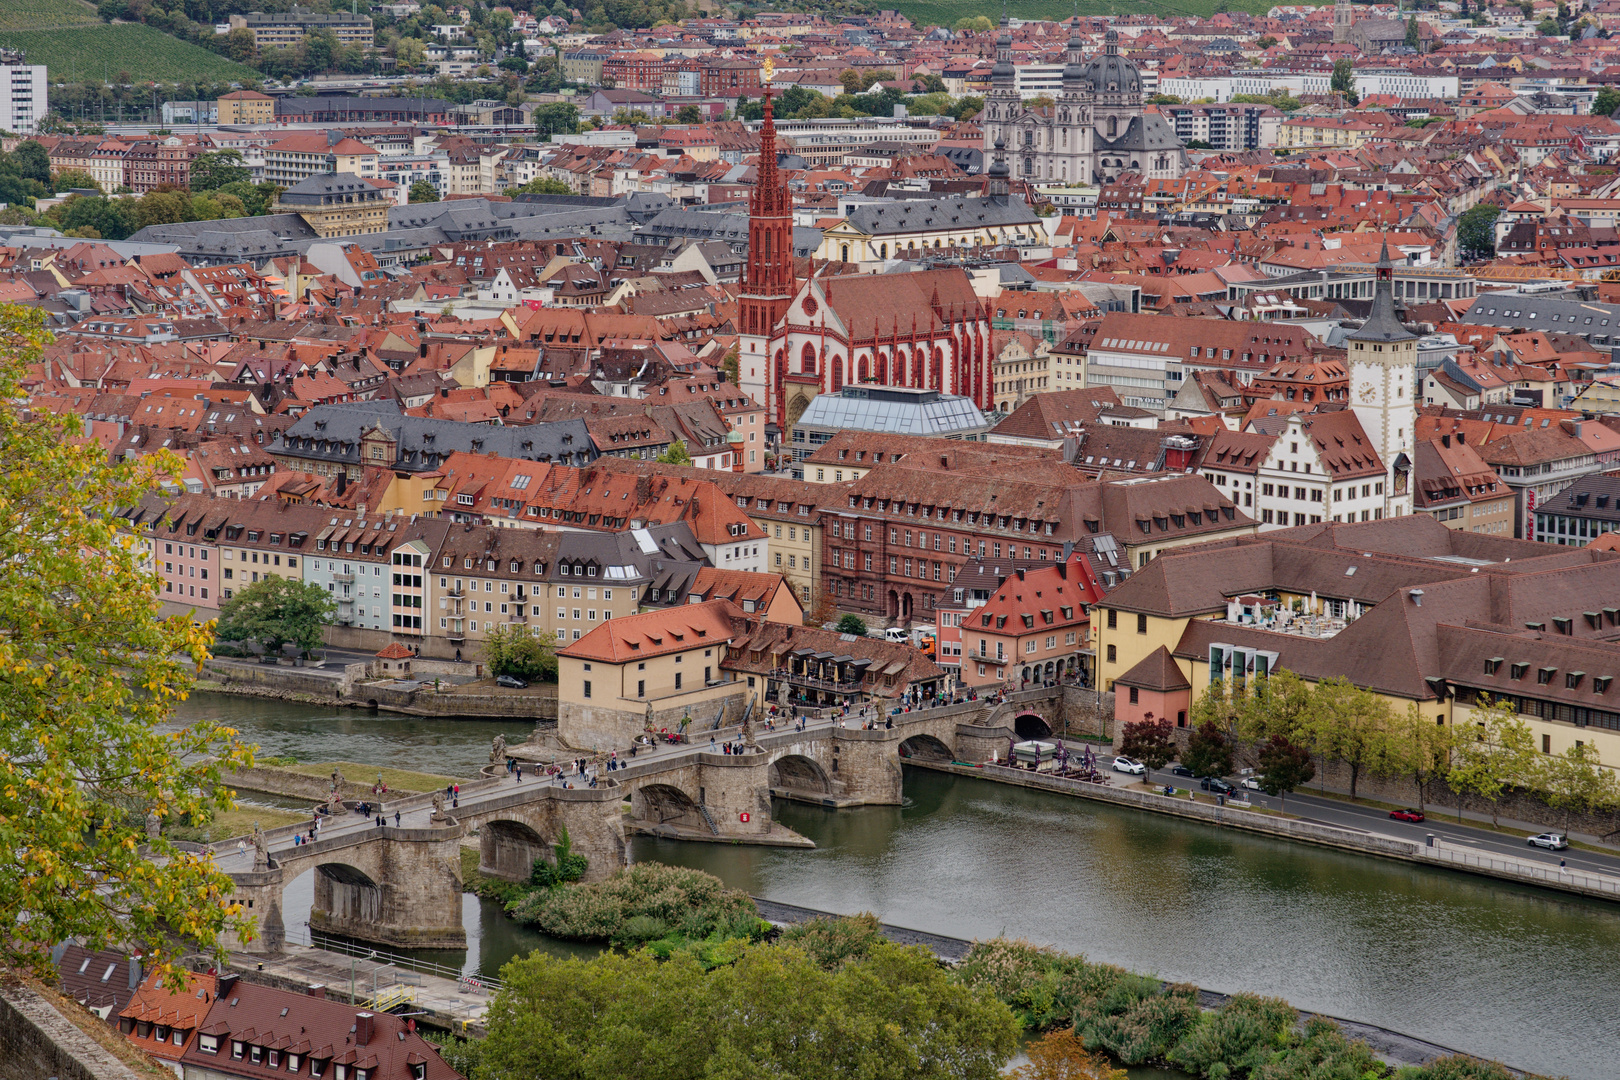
<box><xmin>219</xmin><ymin>686</ymin><xmax>1088</xmax><ymax>953</ymax></box>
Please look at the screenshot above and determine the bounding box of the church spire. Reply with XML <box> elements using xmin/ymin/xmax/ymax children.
<box><xmin>1350</xmin><ymin>238</ymin><xmax>1415</xmax><ymax>344</ymax></box>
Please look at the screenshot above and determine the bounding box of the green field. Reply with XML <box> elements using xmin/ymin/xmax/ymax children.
<box><xmin>0</xmin><ymin>0</ymin><xmax>100</xmax><ymax>32</ymax></box>
<box><xmin>888</xmin><ymin>0</ymin><xmax>1280</xmax><ymax>25</ymax></box>
<box><xmin>0</xmin><ymin>24</ymin><xmax>260</xmax><ymax>83</ymax></box>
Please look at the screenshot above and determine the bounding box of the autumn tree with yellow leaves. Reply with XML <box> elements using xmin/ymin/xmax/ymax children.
<box><xmin>0</xmin><ymin>305</ymin><xmax>254</xmax><ymax>982</ymax></box>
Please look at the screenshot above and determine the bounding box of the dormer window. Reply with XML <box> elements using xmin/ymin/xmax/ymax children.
<box><xmin>232</xmin><ymin>1041</ymin><xmax>245</xmax><ymax>1060</ymax></box>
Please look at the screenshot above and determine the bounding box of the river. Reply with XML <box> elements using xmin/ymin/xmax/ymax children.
<box><xmin>174</xmin><ymin>694</ymin><xmax>1619</xmax><ymax>1080</ymax></box>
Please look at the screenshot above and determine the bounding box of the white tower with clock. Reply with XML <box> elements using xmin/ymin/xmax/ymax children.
<box><xmin>1347</xmin><ymin>239</ymin><xmax>1415</xmax><ymax>520</ymax></box>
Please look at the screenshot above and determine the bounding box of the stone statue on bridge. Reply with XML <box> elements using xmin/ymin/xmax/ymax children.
<box><xmin>330</xmin><ymin>768</ymin><xmax>345</xmax><ymax>793</ymax></box>
<box><xmin>777</xmin><ymin>680</ymin><xmax>789</xmax><ymax>710</ymax></box>
<box><xmin>490</xmin><ymin>733</ymin><xmax>507</xmax><ymax>764</ymax></box>
<box><xmin>431</xmin><ymin>791</ymin><xmax>447</xmax><ymax>821</ymax></box>
<box><xmin>742</xmin><ymin>710</ymin><xmax>757</xmax><ymax>750</ymax></box>
<box><xmin>251</xmin><ymin>821</ymin><xmax>270</xmax><ymax>870</ymax></box>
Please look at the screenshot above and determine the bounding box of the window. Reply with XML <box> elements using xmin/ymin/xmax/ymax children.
<box><xmin>1136</xmin><ymin>614</ymin><xmax>1147</xmax><ymax>634</ymax></box>
<box><xmin>1107</xmin><ymin>609</ymin><xmax>1117</xmax><ymax>630</ymax></box>
<box><xmin>675</xmin><ymin>671</ymin><xmax>683</xmax><ymax>690</ymax></box>
<box><xmin>1129</xmin><ymin>687</ymin><xmax>1139</xmax><ymax>705</ymax></box>
<box><xmin>1106</xmin><ymin>644</ymin><xmax>1116</xmax><ymax>663</ymax></box>
<box><xmin>582</xmin><ymin>680</ymin><xmax>592</xmax><ymax>698</ymax></box>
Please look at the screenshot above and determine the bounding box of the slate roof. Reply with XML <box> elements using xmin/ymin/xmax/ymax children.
<box><xmin>843</xmin><ymin>195</ymin><xmax>1039</xmax><ymax>237</ymax></box>
<box><xmin>275</xmin><ymin>401</ymin><xmax>597</xmax><ymax>471</ymax></box>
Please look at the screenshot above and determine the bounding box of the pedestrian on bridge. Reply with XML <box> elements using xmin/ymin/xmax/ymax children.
<box><xmin>516</xmin><ymin>765</ymin><xmax>523</xmax><ymax>782</ymax></box>
<box><xmin>394</xmin><ymin>810</ymin><xmax>401</xmax><ymax>826</ymax></box>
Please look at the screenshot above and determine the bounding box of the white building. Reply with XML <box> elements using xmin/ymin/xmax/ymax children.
<box><xmin>1353</xmin><ymin>69</ymin><xmax>1459</xmax><ymax>100</ymax></box>
<box><xmin>0</xmin><ymin>62</ymin><xmax>47</xmax><ymax>136</ymax></box>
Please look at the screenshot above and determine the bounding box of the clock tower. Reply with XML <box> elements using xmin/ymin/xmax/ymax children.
<box><xmin>1347</xmin><ymin>239</ymin><xmax>1415</xmax><ymax>519</ymax></box>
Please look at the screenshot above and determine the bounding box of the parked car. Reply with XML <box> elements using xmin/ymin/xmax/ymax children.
<box><xmin>1528</xmin><ymin>833</ymin><xmax>1569</xmax><ymax>850</ymax></box>
<box><xmin>1241</xmin><ymin>776</ymin><xmax>1263</xmax><ymax>791</ymax></box>
<box><xmin>1199</xmin><ymin>777</ymin><xmax>1234</xmax><ymax>796</ymax></box>
<box><xmin>1388</xmin><ymin>809</ymin><xmax>1426</xmax><ymax>823</ymax></box>
<box><xmin>1112</xmin><ymin>756</ymin><xmax>1146</xmax><ymax>775</ymax></box>
<box><xmin>496</xmin><ymin>674</ymin><xmax>529</xmax><ymax>689</ymax></box>
<box><xmin>1169</xmin><ymin>764</ymin><xmax>1194</xmax><ymax>778</ymax></box>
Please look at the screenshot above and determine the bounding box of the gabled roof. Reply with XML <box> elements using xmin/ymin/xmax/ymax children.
<box><xmin>561</xmin><ymin>598</ymin><xmax>742</xmax><ymax>663</ymax></box>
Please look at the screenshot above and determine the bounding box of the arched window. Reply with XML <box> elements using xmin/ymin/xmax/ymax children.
<box><xmin>1107</xmin><ymin>117</ymin><xmax>1118</xmax><ymax>137</ymax></box>
<box><xmin>879</xmin><ymin>243</ymin><xmax>888</xmax><ymax>258</ymax></box>
<box><xmin>857</xmin><ymin>354</ymin><xmax>869</xmax><ymax>382</ymax></box>
<box><xmin>830</xmin><ymin>355</ymin><xmax>843</xmax><ymax>391</ymax></box>
<box><xmin>800</xmin><ymin>342</ymin><xmax>817</xmax><ymax>375</ymax></box>
<box><xmin>840</xmin><ymin>243</ymin><xmax>849</xmax><ymax>262</ymax></box>
<box><xmin>876</xmin><ymin>352</ymin><xmax>888</xmax><ymax>383</ymax></box>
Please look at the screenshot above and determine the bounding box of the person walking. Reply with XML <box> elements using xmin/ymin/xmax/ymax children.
<box><xmin>394</xmin><ymin>810</ymin><xmax>401</xmax><ymax>826</ymax></box>
<box><xmin>516</xmin><ymin>765</ymin><xmax>523</xmax><ymax>782</ymax></box>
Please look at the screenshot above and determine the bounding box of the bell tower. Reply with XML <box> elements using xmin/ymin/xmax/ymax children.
<box><xmin>1333</xmin><ymin>0</ymin><xmax>1354</xmax><ymax>44</ymax></box>
<box><xmin>737</xmin><ymin>71</ymin><xmax>797</xmax><ymax>432</ymax></box>
<box><xmin>1347</xmin><ymin>239</ymin><xmax>1416</xmax><ymax>518</ymax></box>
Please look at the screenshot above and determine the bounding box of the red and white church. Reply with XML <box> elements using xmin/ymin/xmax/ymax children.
<box><xmin>737</xmin><ymin>91</ymin><xmax>996</xmax><ymax>433</ymax></box>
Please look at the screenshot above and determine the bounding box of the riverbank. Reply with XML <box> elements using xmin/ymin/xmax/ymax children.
<box><xmin>198</xmin><ymin>658</ymin><xmax>558</xmax><ymax>721</ymax></box>
<box><xmin>752</xmin><ymin>898</ymin><xmax>1494</xmax><ymax>1074</ymax></box>
<box><xmin>910</xmin><ymin>759</ymin><xmax>1620</xmax><ymax>905</ymax></box>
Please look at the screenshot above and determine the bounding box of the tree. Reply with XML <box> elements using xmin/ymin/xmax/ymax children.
<box><xmin>1254</xmin><ymin>36</ymin><xmax>1278</xmax><ymax>50</ymax></box>
<box><xmin>1389</xmin><ymin>704</ymin><xmax>1456</xmax><ymax>813</ymax></box>
<box><xmin>1013</xmin><ymin>1028</ymin><xmax>1126</xmax><ymax>1080</ymax></box>
<box><xmin>216</xmin><ymin>576</ymin><xmax>337</xmax><ymax>659</ymax></box>
<box><xmin>51</xmin><ymin>169</ymin><xmax>101</xmax><ymax>191</ymax></box>
<box><xmin>1537</xmin><ymin>15</ymin><xmax>1561</xmax><ymax>35</ymax></box>
<box><xmin>1456</xmin><ymin>204</ymin><xmax>1501</xmax><ymax>259</ymax></box>
<box><xmin>953</xmin><ymin>15</ymin><xmax>993</xmax><ymax>32</ymax></box>
<box><xmin>720</xmin><ymin>347</ymin><xmax>739</xmax><ymax>385</ymax></box>
<box><xmin>479</xmin><ymin>936</ymin><xmax>1020</xmax><ymax>1080</ymax></box>
<box><xmin>1540</xmin><ymin>742</ymin><xmax>1617</xmax><ymax>833</ymax></box>
<box><xmin>483</xmin><ymin>625</ymin><xmax>559</xmax><ymax>682</ymax></box>
<box><xmin>1182</xmin><ymin>721</ymin><xmax>1234</xmax><ymax>780</ymax></box>
<box><xmin>675</xmin><ymin>104</ymin><xmax>703</xmax><ymax>124</ymax></box>
<box><xmin>1405</xmin><ymin>15</ymin><xmax>1421</xmax><ymax>47</ymax></box>
<box><xmin>657</xmin><ymin>439</ymin><xmax>692</xmax><ymax>465</ymax></box>
<box><xmin>1330</xmin><ymin>58</ymin><xmax>1358</xmax><ymax>106</ymax></box>
<box><xmin>511</xmin><ymin>176</ymin><xmax>575</xmax><ymax>195</ymax></box>
<box><xmin>408</xmin><ymin>179</ymin><xmax>440</xmax><ymax>203</ymax></box>
<box><xmin>532</xmin><ymin>100</ymin><xmax>580</xmax><ymax>138</ymax></box>
<box><xmin>189</xmin><ymin>149</ymin><xmax>250</xmax><ymax>192</ymax></box>
<box><xmin>1449</xmin><ymin>696</ymin><xmax>1539</xmax><ymax>827</ymax></box>
<box><xmin>55</xmin><ymin>195</ymin><xmax>142</xmax><ymax>241</ymax></box>
<box><xmin>1304</xmin><ymin>677</ymin><xmax>1394</xmax><ymax>801</ymax></box>
<box><xmin>1239</xmin><ymin>668</ymin><xmax>1315</xmax><ymax>743</ymax></box>
<box><xmin>835</xmin><ymin>614</ymin><xmax>869</xmax><ymax>636</ymax></box>
<box><xmin>1118</xmin><ymin>717</ymin><xmax>1176</xmax><ymax>772</ymax></box>
<box><xmin>1256</xmin><ymin>734</ymin><xmax>1314</xmax><ymax>813</ymax></box>
<box><xmin>0</xmin><ymin>305</ymin><xmax>253</xmax><ymax>981</ymax></box>
<box><xmin>10</xmin><ymin>140</ymin><xmax>51</xmax><ymax>185</ymax></box>
<box><xmin>135</xmin><ymin>190</ymin><xmax>192</xmax><ymax>229</ymax></box>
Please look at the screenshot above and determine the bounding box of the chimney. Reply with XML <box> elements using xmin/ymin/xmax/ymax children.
<box><xmin>1441</xmin><ymin>433</ymin><xmax>1450</xmax><ymax>448</ymax></box>
<box><xmin>354</xmin><ymin>1012</ymin><xmax>374</xmax><ymax>1046</ymax></box>
<box><xmin>420</xmin><ymin>341</ymin><xmax>428</xmax><ymax>358</ymax></box>
<box><xmin>307</xmin><ymin>984</ymin><xmax>326</xmax><ymax>999</ymax></box>
<box><xmin>335</xmin><ymin>472</ymin><xmax>347</xmax><ymax>495</ymax></box>
<box><xmin>127</xmin><ymin>955</ymin><xmax>142</xmax><ymax>990</ymax></box>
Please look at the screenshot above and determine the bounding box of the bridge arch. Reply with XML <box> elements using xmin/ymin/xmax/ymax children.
<box><xmin>898</xmin><ymin>734</ymin><xmax>953</xmax><ymax>762</ymax></box>
<box><xmin>309</xmin><ymin>861</ymin><xmax>383</xmax><ymax>938</ymax></box>
<box><xmin>480</xmin><ymin>818</ymin><xmax>552</xmax><ymax>882</ymax></box>
<box><xmin>631</xmin><ymin>783</ymin><xmax>708</xmax><ymax>831</ymax></box>
<box><xmin>1013</xmin><ymin>712</ymin><xmax>1052</xmax><ymax>740</ymax></box>
<box><xmin>769</xmin><ymin>754</ymin><xmax>831</xmax><ymax>795</ymax></box>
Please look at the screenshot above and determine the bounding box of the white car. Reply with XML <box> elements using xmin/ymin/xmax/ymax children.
<box><xmin>1112</xmin><ymin>756</ymin><xmax>1146</xmax><ymax>775</ymax></box>
<box><xmin>1241</xmin><ymin>776</ymin><xmax>1262</xmax><ymax>791</ymax></box>
<box><xmin>1528</xmin><ymin>833</ymin><xmax>1569</xmax><ymax>850</ymax></box>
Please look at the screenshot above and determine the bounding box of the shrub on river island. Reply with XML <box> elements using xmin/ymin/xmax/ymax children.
<box><xmin>506</xmin><ymin>862</ymin><xmax>765</xmax><ymax>947</ymax></box>
<box><xmin>776</xmin><ymin>911</ymin><xmax>887</xmax><ymax>970</ymax></box>
<box><xmin>956</xmin><ymin>939</ymin><xmax>1538</xmax><ymax>1080</ymax></box>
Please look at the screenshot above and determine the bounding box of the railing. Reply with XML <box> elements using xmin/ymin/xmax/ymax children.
<box><xmin>696</xmin><ymin>803</ymin><xmax>720</xmax><ymax>836</ymax></box>
<box><xmin>1425</xmin><ymin>844</ymin><xmax>1620</xmax><ymax>895</ymax></box>
<box><xmin>773</xmin><ymin>668</ymin><xmax>865</xmax><ymax>694</ymax></box>
<box><xmin>306</xmin><ymin>930</ymin><xmax>505</xmax><ymax>992</ymax></box>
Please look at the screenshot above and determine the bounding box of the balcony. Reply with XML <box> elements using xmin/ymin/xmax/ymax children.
<box><xmin>332</xmin><ymin>572</ymin><xmax>355</xmax><ymax>584</ymax></box>
<box><xmin>446</xmin><ymin>587</ymin><xmax>464</xmax><ymax>598</ymax></box>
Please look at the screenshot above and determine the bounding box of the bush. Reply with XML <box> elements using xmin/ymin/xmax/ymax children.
<box><xmin>1168</xmin><ymin>993</ymin><xmax>1297</xmax><ymax>1079</ymax></box>
<box><xmin>1079</xmin><ymin>980</ymin><xmax>1201</xmax><ymax>1065</ymax></box>
<box><xmin>1254</xmin><ymin>1015</ymin><xmax>1381</xmax><ymax>1080</ymax></box>
<box><xmin>777</xmin><ymin>912</ymin><xmax>886</xmax><ymax>970</ymax></box>
<box><xmin>508</xmin><ymin>862</ymin><xmax>762</xmax><ymax>946</ymax></box>
<box><xmin>527</xmin><ymin>826</ymin><xmax>588</xmax><ymax>888</ymax></box>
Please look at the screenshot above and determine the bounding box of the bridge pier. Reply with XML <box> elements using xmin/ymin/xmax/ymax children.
<box><xmin>460</xmin><ymin>783</ymin><xmax>628</xmax><ymax>884</ymax></box>
<box><xmin>225</xmin><ymin>870</ymin><xmax>287</xmax><ymax>956</ymax></box>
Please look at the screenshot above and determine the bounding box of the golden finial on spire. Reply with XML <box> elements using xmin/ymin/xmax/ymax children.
<box><xmin>761</xmin><ymin>55</ymin><xmax>775</xmax><ymax>84</ymax></box>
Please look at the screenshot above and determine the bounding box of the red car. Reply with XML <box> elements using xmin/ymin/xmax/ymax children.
<box><xmin>1389</xmin><ymin>809</ymin><xmax>1426</xmax><ymax>823</ymax></box>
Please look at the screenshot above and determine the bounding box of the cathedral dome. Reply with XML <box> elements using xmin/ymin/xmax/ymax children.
<box><xmin>1083</xmin><ymin>30</ymin><xmax>1140</xmax><ymax>94</ymax></box>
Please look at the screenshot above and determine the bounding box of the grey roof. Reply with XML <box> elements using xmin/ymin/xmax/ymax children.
<box><xmin>844</xmin><ymin>195</ymin><xmax>1039</xmax><ymax>237</ymax></box>
<box><xmin>795</xmin><ymin>385</ymin><xmax>992</xmax><ymax>438</ymax></box>
<box><xmin>274</xmin><ymin>401</ymin><xmax>598</xmax><ymax>472</ymax></box>
<box><xmin>1097</xmin><ymin>114</ymin><xmax>1186</xmax><ymax>155</ymax></box>
<box><xmin>1536</xmin><ymin>473</ymin><xmax>1620</xmax><ymax>523</ymax></box>
<box><xmin>637</xmin><ymin>208</ymin><xmax>819</xmax><ymax>256</ymax></box>
<box><xmin>1458</xmin><ymin>291</ymin><xmax>1620</xmax><ymax>343</ymax></box>
<box><xmin>127</xmin><ymin>214</ymin><xmax>320</xmax><ymax>260</ymax></box>
<box><xmin>277</xmin><ymin>171</ymin><xmax>383</xmax><ymax>204</ymax></box>
<box><xmin>1349</xmin><ymin>244</ymin><xmax>1419</xmax><ymax>344</ymax></box>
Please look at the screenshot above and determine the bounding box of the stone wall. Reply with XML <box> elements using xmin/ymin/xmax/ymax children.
<box><xmin>558</xmin><ymin>689</ymin><xmax>747</xmax><ymax>751</ymax></box>
<box><xmin>0</xmin><ymin>982</ymin><xmax>152</xmax><ymax>1080</ymax></box>
<box><xmin>204</xmin><ymin>660</ymin><xmax>364</xmax><ymax>700</ymax></box>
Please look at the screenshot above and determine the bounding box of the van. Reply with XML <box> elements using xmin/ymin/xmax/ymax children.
<box><xmin>882</xmin><ymin>626</ymin><xmax>909</xmax><ymax>643</ymax></box>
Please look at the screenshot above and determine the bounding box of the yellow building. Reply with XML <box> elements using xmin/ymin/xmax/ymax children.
<box><xmin>272</xmin><ymin>173</ymin><xmax>389</xmax><ymax>238</ymax></box>
<box><xmin>1092</xmin><ymin>516</ymin><xmax>1620</xmax><ymax>771</ymax></box>
<box><xmin>1276</xmin><ymin>116</ymin><xmax>1379</xmax><ymax>151</ymax></box>
<box><xmin>217</xmin><ymin>90</ymin><xmax>275</xmax><ymax>125</ymax></box>
<box><xmin>992</xmin><ymin>330</ymin><xmax>1051</xmax><ymax>414</ymax></box>
<box><xmin>228</xmin><ymin>11</ymin><xmax>374</xmax><ymax>48</ymax></box>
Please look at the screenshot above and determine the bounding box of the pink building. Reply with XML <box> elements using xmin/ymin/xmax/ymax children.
<box><xmin>1112</xmin><ymin>645</ymin><xmax>1192</xmax><ymax>730</ymax></box>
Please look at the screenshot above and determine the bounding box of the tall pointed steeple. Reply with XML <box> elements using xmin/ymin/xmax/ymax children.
<box><xmin>991</xmin><ymin>1</ymin><xmax>1015</xmax><ymax>89</ymax></box>
<box><xmin>1350</xmin><ymin>239</ymin><xmax>1416</xmax><ymax>344</ymax></box>
<box><xmin>739</xmin><ymin>80</ymin><xmax>798</xmax><ymax>431</ymax></box>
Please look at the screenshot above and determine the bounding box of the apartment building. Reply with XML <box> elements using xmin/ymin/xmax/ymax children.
<box><xmin>957</xmin><ymin>556</ymin><xmax>1106</xmax><ymax>689</ymax></box>
<box><xmin>228</xmin><ymin>10</ymin><xmax>375</xmax><ymax>48</ymax></box>
<box><xmin>217</xmin><ymin>90</ymin><xmax>276</xmax><ymax>125</ymax></box>
<box><xmin>261</xmin><ymin>131</ymin><xmax>379</xmax><ymax>187</ymax></box>
<box><xmin>0</xmin><ymin>61</ymin><xmax>46</xmax><ymax>135</ymax></box>
<box><xmin>271</xmin><ymin>173</ymin><xmax>390</xmax><ymax>238</ymax></box>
